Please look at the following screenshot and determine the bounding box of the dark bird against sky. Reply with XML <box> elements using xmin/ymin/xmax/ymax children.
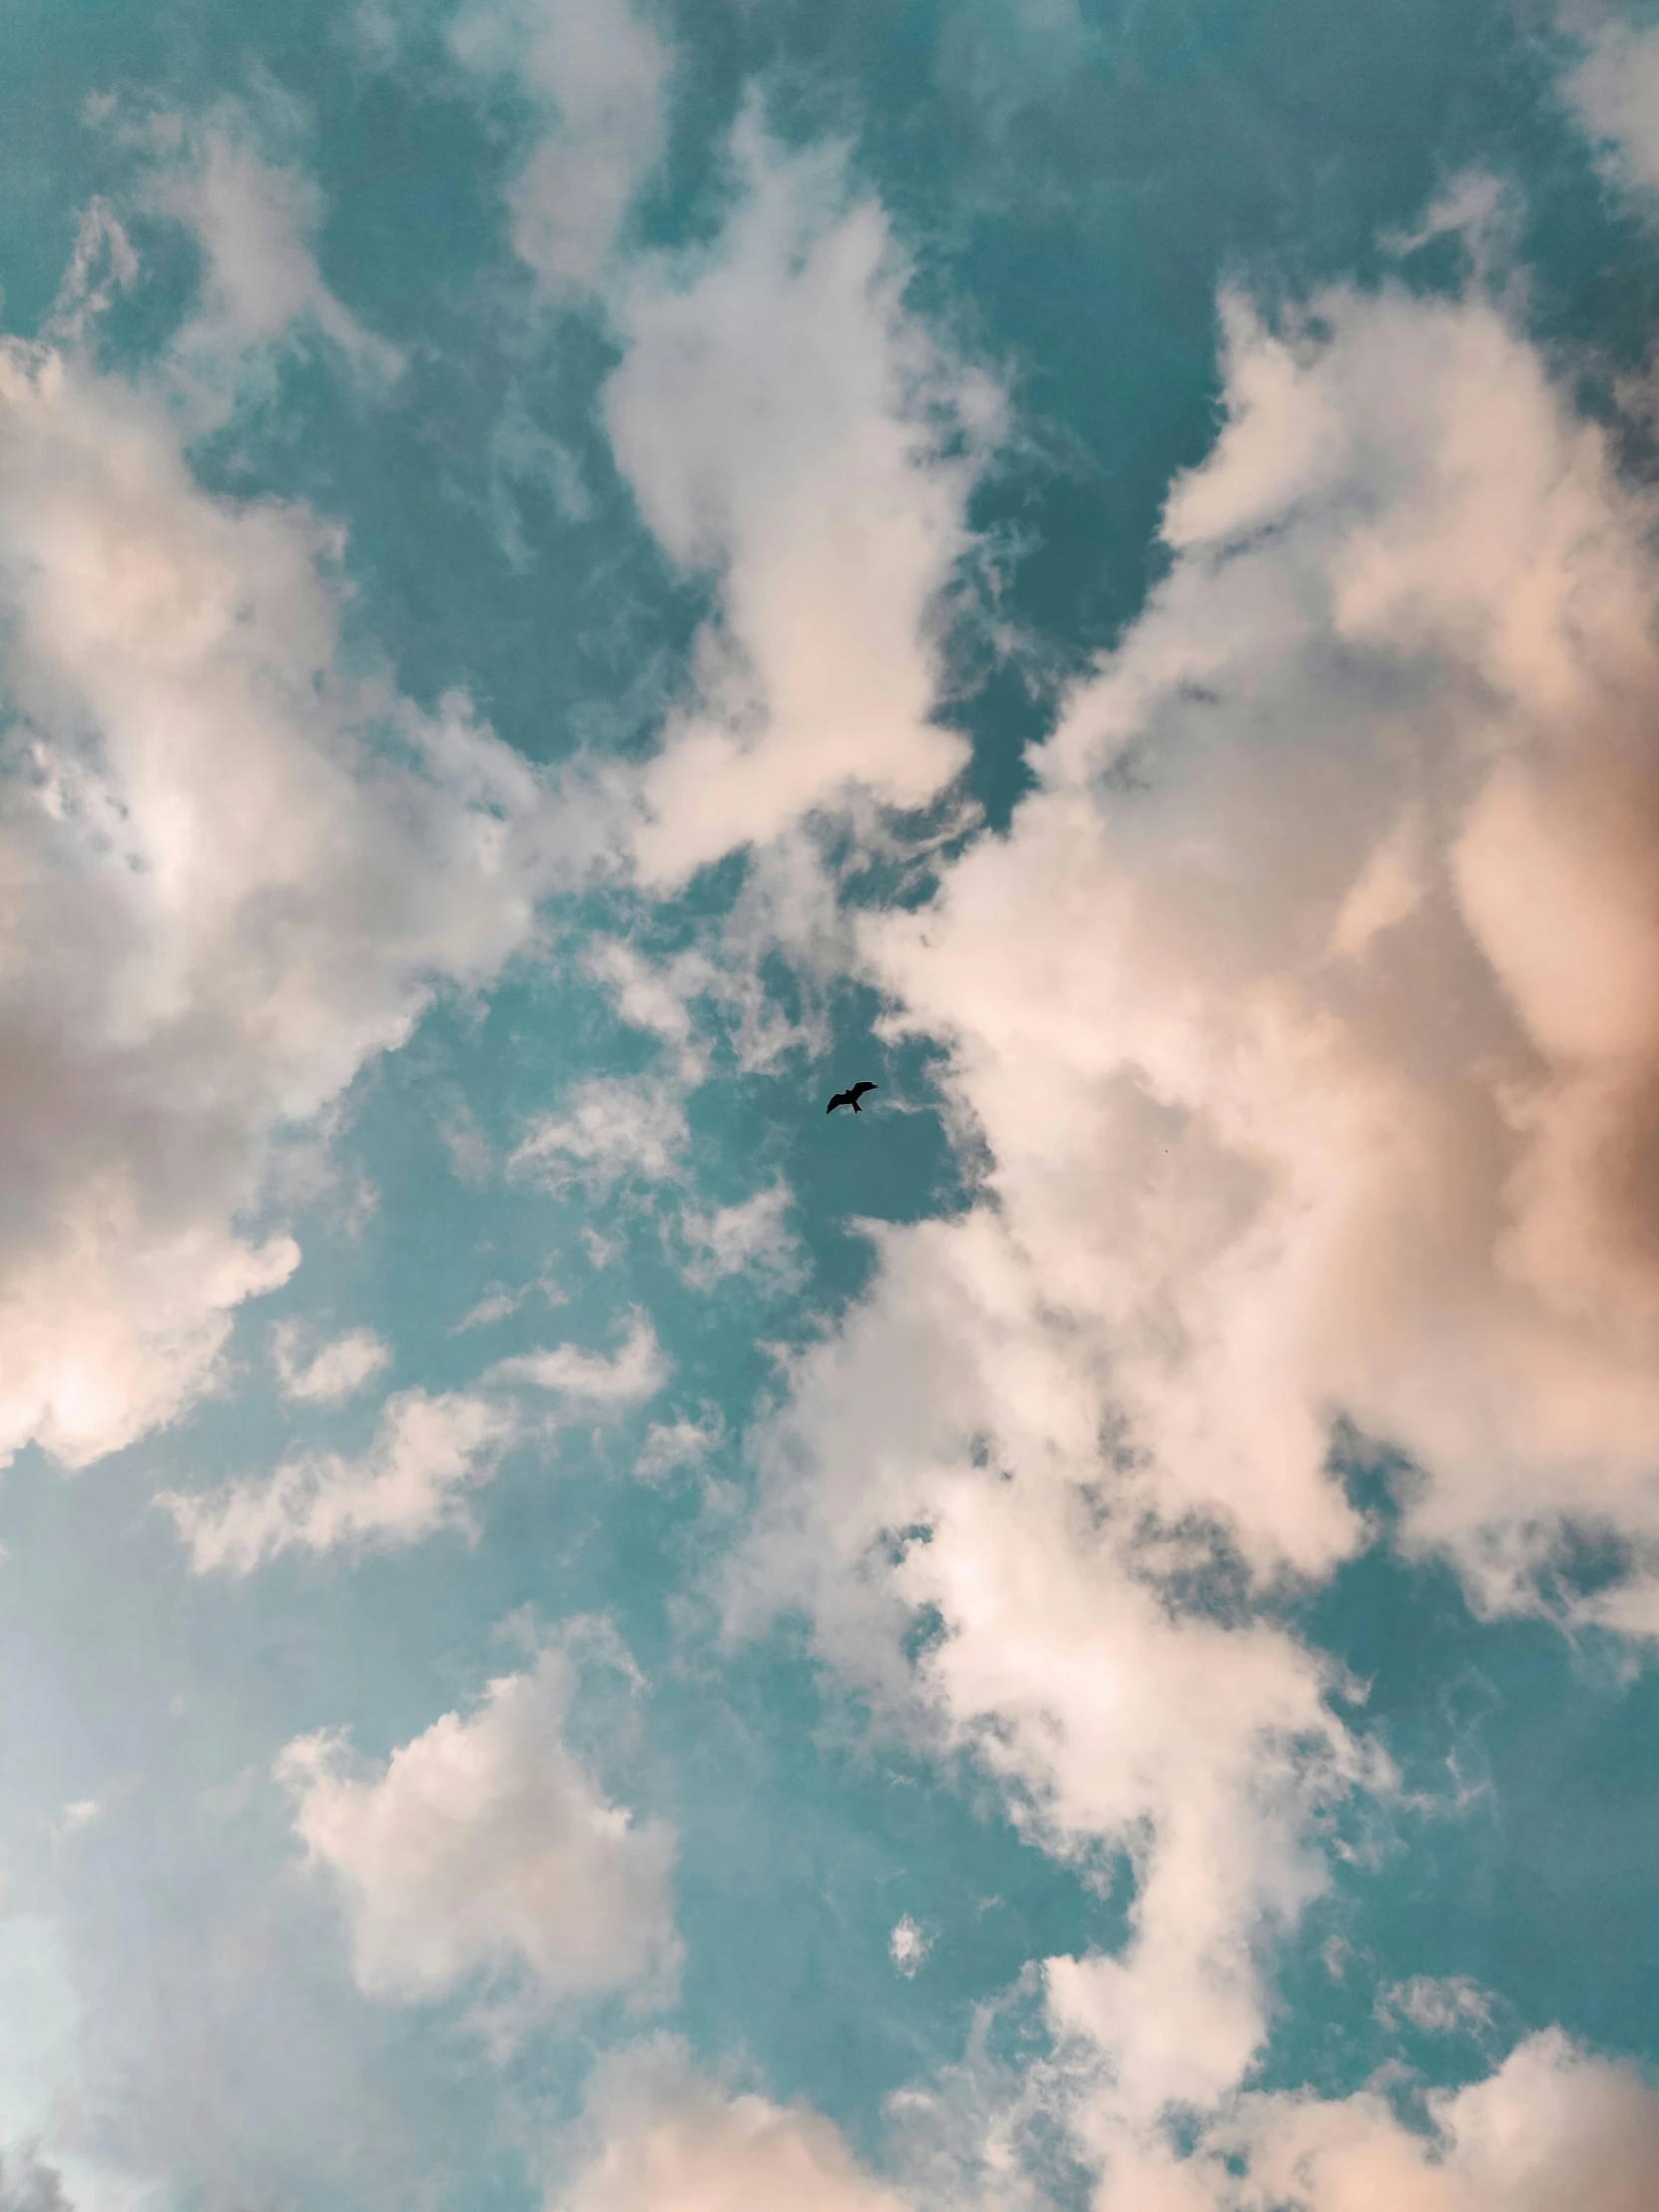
<box><xmin>826</xmin><ymin>1082</ymin><xmax>877</xmax><ymax>1115</ymax></box>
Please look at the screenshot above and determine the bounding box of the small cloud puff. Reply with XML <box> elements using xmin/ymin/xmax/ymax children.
<box><xmin>271</xmin><ymin>1320</ymin><xmax>390</xmax><ymax>1405</ymax></box>
<box><xmin>888</xmin><ymin>1916</ymin><xmax>929</xmax><ymax>1977</ymax></box>
<box><xmin>1377</xmin><ymin>1973</ymin><xmax>1495</xmax><ymax>2038</ymax></box>
<box><xmin>635</xmin><ymin>1414</ymin><xmax>721</xmax><ymax>1484</ymax></box>
<box><xmin>276</xmin><ymin>1646</ymin><xmax>678</xmax><ymax>2009</ymax></box>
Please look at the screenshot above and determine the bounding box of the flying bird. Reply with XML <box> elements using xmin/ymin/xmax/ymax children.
<box><xmin>827</xmin><ymin>1081</ymin><xmax>877</xmax><ymax>1115</ymax></box>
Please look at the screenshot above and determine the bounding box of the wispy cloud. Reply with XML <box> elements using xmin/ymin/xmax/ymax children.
<box><xmin>510</xmin><ymin>1076</ymin><xmax>688</xmax><ymax>1192</ymax></box>
<box><xmin>271</xmin><ymin>1321</ymin><xmax>391</xmax><ymax>1406</ymax></box>
<box><xmin>487</xmin><ymin>1314</ymin><xmax>666</xmax><ymax>1404</ymax></box>
<box><xmin>159</xmin><ymin>1389</ymin><xmax>517</xmax><ymax>1573</ymax></box>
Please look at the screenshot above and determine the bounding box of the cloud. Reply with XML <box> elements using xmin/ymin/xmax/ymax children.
<box><xmin>447</xmin><ymin>0</ymin><xmax>670</xmax><ymax>294</ymax></box>
<box><xmin>583</xmin><ymin>938</ymin><xmax>710</xmax><ymax>1054</ymax></box>
<box><xmin>510</xmin><ymin>1076</ymin><xmax>688</xmax><ymax>1190</ymax></box>
<box><xmin>152</xmin><ymin>111</ymin><xmax>402</xmax><ymax>379</ymax></box>
<box><xmin>678</xmin><ymin>1183</ymin><xmax>800</xmax><ymax>1290</ymax></box>
<box><xmin>271</xmin><ymin>1321</ymin><xmax>391</xmax><ymax>1404</ymax></box>
<box><xmin>737</xmin><ymin>1213</ymin><xmax>1371</xmax><ymax>2124</ymax></box>
<box><xmin>159</xmin><ymin>1389</ymin><xmax>516</xmax><ymax>1573</ymax></box>
<box><xmin>40</xmin><ymin>199</ymin><xmax>140</xmax><ymax>347</ymax></box>
<box><xmin>1562</xmin><ymin>16</ymin><xmax>1659</xmax><ymax>211</ymax></box>
<box><xmin>455</xmin><ymin>1278</ymin><xmax>562</xmax><ymax>1332</ymax></box>
<box><xmin>0</xmin><ymin>2151</ymin><xmax>72</xmax><ymax>2212</ymax></box>
<box><xmin>1165</xmin><ymin>2029</ymin><xmax>1659</xmax><ymax>2212</ymax></box>
<box><xmin>733</xmin><ymin>268</ymin><xmax>1659</xmax><ymax>2154</ymax></box>
<box><xmin>276</xmin><ymin>1649</ymin><xmax>678</xmax><ymax>2005</ymax></box>
<box><xmin>0</xmin><ymin>310</ymin><xmax>569</xmax><ymax>1473</ymax></box>
<box><xmin>860</xmin><ymin>279</ymin><xmax>1659</xmax><ymax>1618</ymax></box>
<box><xmin>888</xmin><ymin>1917</ymin><xmax>928</xmax><ymax>1978</ymax></box>
<box><xmin>553</xmin><ymin>2048</ymin><xmax>913</xmax><ymax>2212</ymax></box>
<box><xmin>488</xmin><ymin>1314</ymin><xmax>668</xmax><ymax>1402</ymax></box>
<box><xmin>634</xmin><ymin>1414</ymin><xmax>720</xmax><ymax>1483</ymax></box>
<box><xmin>1377</xmin><ymin>1975</ymin><xmax>1495</xmax><ymax>2037</ymax></box>
<box><xmin>603</xmin><ymin>119</ymin><xmax>999</xmax><ymax>883</ymax></box>
<box><xmin>86</xmin><ymin>93</ymin><xmax>399</xmax><ymax>388</ymax></box>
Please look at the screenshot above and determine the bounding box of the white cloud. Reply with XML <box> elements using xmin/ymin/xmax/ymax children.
<box><xmin>156</xmin><ymin>116</ymin><xmax>402</xmax><ymax>379</ymax></box>
<box><xmin>0</xmin><ymin>302</ymin><xmax>570</xmax><ymax>1473</ymax></box>
<box><xmin>737</xmin><ymin>1213</ymin><xmax>1370</xmax><ymax>2124</ymax></box>
<box><xmin>510</xmin><ymin>1076</ymin><xmax>688</xmax><ymax>1190</ymax></box>
<box><xmin>584</xmin><ymin>938</ymin><xmax>709</xmax><ymax>1052</ymax></box>
<box><xmin>457</xmin><ymin>1286</ymin><xmax>529</xmax><ymax>1332</ymax></box>
<box><xmin>276</xmin><ymin>1648</ymin><xmax>678</xmax><ymax>2005</ymax></box>
<box><xmin>888</xmin><ymin>1917</ymin><xmax>929</xmax><ymax>1977</ymax></box>
<box><xmin>863</xmin><ymin>280</ymin><xmax>1659</xmax><ymax>1617</ymax></box>
<box><xmin>734</xmin><ymin>270</ymin><xmax>1659</xmax><ymax>2161</ymax></box>
<box><xmin>1563</xmin><ymin>17</ymin><xmax>1659</xmax><ymax>210</ymax></box>
<box><xmin>603</xmin><ymin>119</ymin><xmax>999</xmax><ymax>883</ymax></box>
<box><xmin>488</xmin><ymin>1313</ymin><xmax>667</xmax><ymax>1402</ymax></box>
<box><xmin>554</xmin><ymin>2049</ymin><xmax>913</xmax><ymax>2212</ymax></box>
<box><xmin>1377</xmin><ymin>1974</ymin><xmax>1495</xmax><ymax>2037</ymax></box>
<box><xmin>678</xmin><ymin>1183</ymin><xmax>799</xmax><ymax>1289</ymax></box>
<box><xmin>455</xmin><ymin>1278</ymin><xmax>563</xmax><ymax>1331</ymax></box>
<box><xmin>447</xmin><ymin>0</ymin><xmax>670</xmax><ymax>293</ymax></box>
<box><xmin>635</xmin><ymin>1413</ymin><xmax>719</xmax><ymax>1483</ymax></box>
<box><xmin>159</xmin><ymin>1389</ymin><xmax>516</xmax><ymax>1573</ymax></box>
<box><xmin>41</xmin><ymin>199</ymin><xmax>140</xmax><ymax>347</ymax></box>
<box><xmin>271</xmin><ymin>1320</ymin><xmax>390</xmax><ymax>1404</ymax></box>
<box><xmin>90</xmin><ymin>95</ymin><xmax>399</xmax><ymax>388</ymax></box>
<box><xmin>1158</xmin><ymin>2030</ymin><xmax>1659</xmax><ymax>2212</ymax></box>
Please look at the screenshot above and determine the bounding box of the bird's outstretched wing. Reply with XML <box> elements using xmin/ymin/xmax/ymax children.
<box><xmin>849</xmin><ymin>1081</ymin><xmax>877</xmax><ymax>1101</ymax></box>
<box><xmin>826</xmin><ymin>1089</ymin><xmax>852</xmax><ymax>1114</ymax></box>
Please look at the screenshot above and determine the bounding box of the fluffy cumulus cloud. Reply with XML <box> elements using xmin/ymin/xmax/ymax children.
<box><xmin>863</xmin><ymin>281</ymin><xmax>1659</xmax><ymax>1620</ymax></box>
<box><xmin>159</xmin><ymin>1387</ymin><xmax>517</xmax><ymax>1572</ymax></box>
<box><xmin>447</xmin><ymin>0</ymin><xmax>670</xmax><ymax>292</ymax></box>
<box><xmin>1140</xmin><ymin>2030</ymin><xmax>1659</xmax><ymax>2212</ymax></box>
<box><xmin>0</xmin><ymin>323</ymin><xmax>565</xmax><ymax>1472</ymax></box>
<box><xmin>554</xmin><ymin>2050</ymin><xmax>913</xmax><ymax>2212</ymax></box>
<box><xmin>271</xmin><ymin>1320</ymin><xmax>391</xmax><ymax>1404</ymax></box>
<box><xmin>277</xmin><ymin>1648</ymin><xmax>678</xmax><ymax>2004</ymax></box>
<box><xmin>735</xmin><ymin>270</ymin><xmax>1659</xmax><ymax>2172</ymax></box>
<box><xmin>604</xmin><ymin>121</ymin><xmax>999</xmax><ymax>883</ymax></box>
<box><xmin>487</xmin><ymin>1312</ymin><xmax>667</xmax><ymax>1400</ymax></box>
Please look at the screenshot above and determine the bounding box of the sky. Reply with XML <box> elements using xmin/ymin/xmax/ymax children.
<box><xmin>3</xmin><ymin>0</ymin><xmax>1659</xmax><ymax>2206</ymax></box>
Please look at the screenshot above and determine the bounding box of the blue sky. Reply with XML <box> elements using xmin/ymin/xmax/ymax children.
<box><xmin>3</xmin><ymin>1</ymin><xmax>1659</xmax><ymax>2207</ymax></box>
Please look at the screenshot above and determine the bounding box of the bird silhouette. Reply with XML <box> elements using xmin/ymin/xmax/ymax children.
<box><xmin>827</xmin><ymin>1081</ymin><xmax>877</xmax><ymax>1115</ymax></box>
